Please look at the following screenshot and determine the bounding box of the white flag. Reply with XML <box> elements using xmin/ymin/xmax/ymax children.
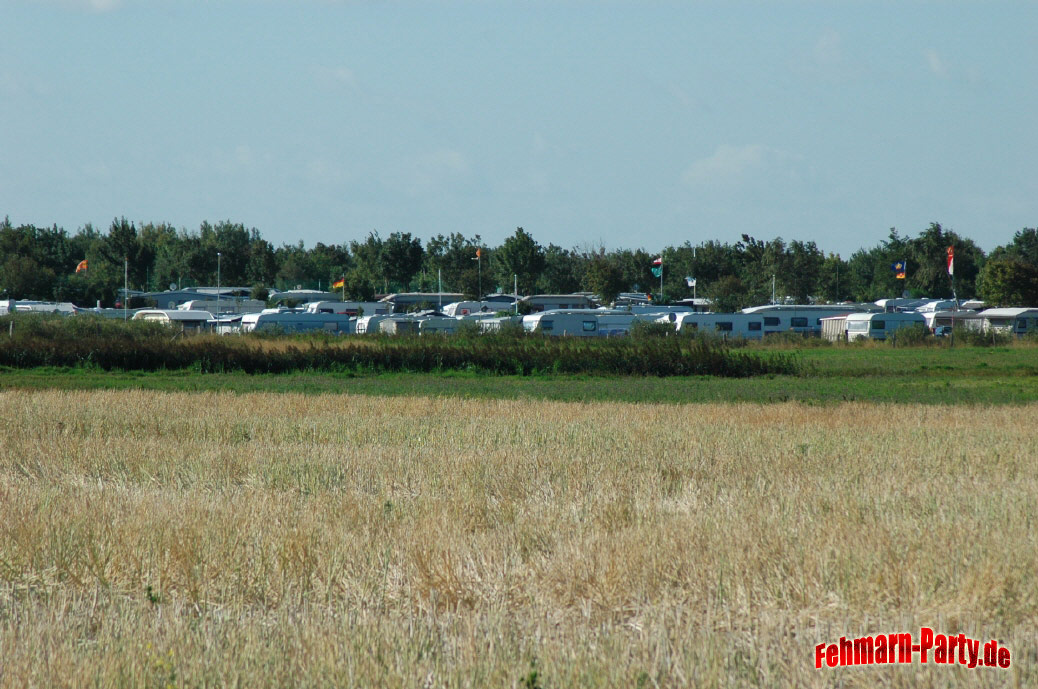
<box><xmin>686</xmin><ymin>277</ymin><xmax>696</xmax><ymax>288</ymax></box>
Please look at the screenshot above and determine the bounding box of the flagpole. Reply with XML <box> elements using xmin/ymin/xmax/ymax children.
<box><xmin>660</xmin><ymin>255</ymin><xmax>664</xmax><ymax>303</ymax></box>
<box><xmin>123</xmin><ymin>257</ymin><xmax>128</xmax><ymax>321</ymax></box>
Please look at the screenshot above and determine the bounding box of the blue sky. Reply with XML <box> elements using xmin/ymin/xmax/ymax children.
<box><xmin>2</xmin><ymin>1</ymin><xmax>1036</xmax><ymax>257</ymax></box>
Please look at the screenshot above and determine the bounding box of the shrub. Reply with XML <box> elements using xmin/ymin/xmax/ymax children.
<box><xmin>629</xmin><ymin>320</ymin><xmax>675</xmax><ymax>339</ymax></box>
<box><xmin>886</xmin><ymin>324</ymin><xmax>932</xmax><ymax>347</ymax></box>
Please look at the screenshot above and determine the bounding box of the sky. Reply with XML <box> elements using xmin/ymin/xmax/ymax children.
<box><xmin>2</xmin><ymin>1</ymin><xmax>1036</xmax><ymax>258</ymax></box>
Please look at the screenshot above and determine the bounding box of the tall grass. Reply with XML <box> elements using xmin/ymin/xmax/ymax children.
<box><xmin>0</xmin><ymin>390</ymin><xmax>1035</xmax><ymax>687</ymax></box>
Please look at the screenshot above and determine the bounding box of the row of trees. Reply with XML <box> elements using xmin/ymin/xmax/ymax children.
<box><xmin>2</xmin><ymin>216</ymin><xmax>1037</xmax><ymax>308</ymax></box>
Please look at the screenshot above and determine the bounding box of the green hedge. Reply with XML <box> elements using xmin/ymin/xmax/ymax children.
<box><xmin>0</xmin><ymin>314</ymin><xmax>800</xmax><ymax>377</ymax></box>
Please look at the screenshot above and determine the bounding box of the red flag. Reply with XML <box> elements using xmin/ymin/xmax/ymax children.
<box><xmin>946</xmin><ymin>246</ymin><xmax>954</xmax><ymax>276</ymax></box>
<box><xmin>75</xmin><ymin>259</ymin><xmax>88</xmax><ymax>273</ymax></box>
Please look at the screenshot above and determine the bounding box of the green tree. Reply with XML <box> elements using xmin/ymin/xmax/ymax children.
<box><xmin>708</xmin><ymin>275</ymin><xmax>751</xmax><ymax>313</ymax></box>
<box><xmin>583</xmin><ymin>253</ymin><xmax>625</xmax><ymax>306</ymax></box>
<box><xmin>100</xmin><ymin>218</ymin><xmax>153</xmax><ymax>290</ymax></box>
<box><xmin>538</xmin><ymin>244</ymin><xmax>583</xmax><ymax>294</ymax></box>
<box><xmin>977</xmin><ymin>258</ymin><xmax>1038</xmax><ymax>307</ymax></box>
<box><xmin>494</xmin><ymin>227</ymin><xmax>545</xmax><ymax>296</ymax></box>
<box><xmin>989</xmin><ymin>227</ymin><xmax>1038</xmax><ymax>265</ymax></box>
<box><xmin>815</xmin><ymin>253</ymin><xmax>852</xmax><ymax>303</ymax></box>
<box><xmin>423</xmin><ymin>233</ymin><xmax>483</xmax><ymax>297</ymax></box>
<box><xmin>381</xmin><ymin>232</ymin><xmax>424</xmax><ymax>290</ymax></box>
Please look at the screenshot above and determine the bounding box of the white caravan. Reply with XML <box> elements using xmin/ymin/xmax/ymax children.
<box><xmin>440</xmin><ymin>301</ymin><xmax>500</xmax><ymax>317</ymax></box>
<box><xmin>522</xmin><ymin>309</ymin><xmax>637</xmax><ymax>336</ymax></box>
<box><xmin>178</xmin><ymin>299</ymin><xmax>266</xmax><ymax>314</ymax></box>
<box><xmin>304</xmin><ymin>301</ymin><xmax>391</xmax><ymax>316</ymax></box>
<box><xmin>742</xmin><ymin>304</ymin><xmax>878</xmax><ymax>336</ymax></box>
<box><xmin>240</xmin><ymin>310</ymin><xmax>354</xmax><ymax>334</ymax></box>
<box><xmin>845</xmin><ymin>312</ymin><xmax>926</xmax><ymax>341</ymax></box>
<box><xmin>132</xmin><ymin>309</ymin><xmax>214</xmax><ymax>333</ymax></box>
<box><xmin>669</xmin><ymin>312</ymin><xmax>765</xmax><ymax>339</ymax></box>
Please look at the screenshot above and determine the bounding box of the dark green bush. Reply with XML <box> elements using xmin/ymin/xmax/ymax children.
<box><xmin>0</xmin><ymin>315</ymin><xmax>802</xmax><ymax>377</ymax></box>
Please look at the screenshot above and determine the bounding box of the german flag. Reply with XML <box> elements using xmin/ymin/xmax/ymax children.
<box><xmin>332</xmin><ymin>278</ymin><xmax>345</xmax><ymax>289</ymax></box>
<box><xmin>75</xmin><ymin>259</ymin><xmax>88</xmax><ymax>273</ymax></box>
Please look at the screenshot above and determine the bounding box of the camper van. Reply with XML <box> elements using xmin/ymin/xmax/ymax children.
<box><xmin>845</xmin><ymin>312</ymin><xmax>926</xmax><ymax>341</ymax></box>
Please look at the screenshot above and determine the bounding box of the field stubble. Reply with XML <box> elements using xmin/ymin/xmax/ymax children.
<box><xmin>0</xmin><ymin>390</ymin><xmax>1036</xmax><ymax>687</ymax></box>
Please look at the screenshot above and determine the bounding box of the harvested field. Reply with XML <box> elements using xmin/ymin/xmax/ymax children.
<box><xmin>1</xmin><ymin>390</ymin><xmax>1035</xmax><ymax>687</ymax></box>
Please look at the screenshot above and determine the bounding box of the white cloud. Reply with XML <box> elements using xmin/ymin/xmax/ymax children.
<box><xmin>403</xmin><ymin>148</ymin><xmax>469</xmax><ymax>194</ymax></box>
<box><xmin>813</xmin><ymin>29</ymin><xmax>843</xmax><ymax>68</ymax></box>
<box><xmin>925</xmin><ymin>49</ymin><xmax>948</xmax><ymax>79</ymax></box>
<box><xmin>682</xmin><ymin>144</ymin><xmax>778</xmax><ymax>187</ymax></box>
<box><xmin>36</xmin><ymin>0</ymin><xmax>123</xmax><ymax>12</ymax></box>
<box><xmin>315</xmin><ymin>65</ymin><xmax>358</xmax><ymax>89</ymax></box>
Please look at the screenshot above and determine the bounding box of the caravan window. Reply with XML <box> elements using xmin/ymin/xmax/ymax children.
<box><xmin>582</xmin><ymin>320</ymin><xmax>597</xmax><ymax>332</ymax></box>
<box><xmin>871</xmin><ymin>320</ymin><xmax>886</xmax><ymax>330</ymax></box>
<box><xmin>764</xmin><ymin>317</ymin><xmax>780</xmax><ymax>326</ymax></box>
<box><xmin>715</xmin><ymin>322</ymin><xmax>733</xmax><ymax>332</ymax></box>
<box><xmin>540</xmin><ymin>320</ymin><xmax>554</xmax><ymax>332</ymax></box>
<box><xmin>1017</xmin><ymin>319</ymin><xmax>1027</xmax><ymax>330</ymax></box>
<box><xmin>748</xmin><ymin>322</ymin><xmax>762</xmax><ymax>331</ymax></box>
<box><xmin>790</xmin><ymin>317</ymin><xmax>808</xmax><ymax>328</ymax></box>
<box><xmin>847</xmin><ymin>320</ymin><xmax>868</xmax><ymax>332</ymax></box>
<box><xmin>685</xmin><ymin>322</ymin><xmax>698</xmax><ymax>330</ymax></box>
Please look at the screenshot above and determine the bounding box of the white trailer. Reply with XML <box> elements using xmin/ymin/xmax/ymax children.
<box><xmin>0</xmin><ymin>300</ymin><xmax>77</xmax><ymax>316</ymax></box>
<box><xmin>418</xmin><ymin>317</ymin><xmax>461</xmax><ymax>335</ymax></box>
<box><xmin>178</xmin><ymin>298</ymin><xmax>266</xmax><ymax>314</ymax></box>
<box><xmin>303</xmin><ymin>301</ymin><xmax>391</xmax><ymax>316</ymax></box>
<box><xmin>132</xmin><ymin>309</ymin><xmax>214</xmax><ymax>333</ymax></box>
<box><xmin>669</xmin><ymin>312</ymin><xmax>765</xmax><ymax>339</ymax></box>
<box><xmin>972</xmin><ymin>308</ymin><xmax>1038</xmax><ymax>336</ymax></box>
<box><xmin>845</xmin><ymin>312</ymin><xmax>926</xmax><ymax>341</ymax></box>
<box><xmin>742</xmin><ymin>304</ymin><xmax>878</xmax><ymax>336</ymax></box>
<box><xmin>440</xmin><ymin>301</ymin><xmax>499</xmax><ymax>317</ymax></box>
<box><xmin>240</xmin><ymin>310</ymin><xmax>354</xmax><ymax>334</ymax></box>
<box><xmin>356</xmin><ymin>314</ymin><xmax>394</xmax><ymax>334</ymax></box>
<box><xmin>522</xmin><ymin>309</ymin><xmax>637</xmax><ymax>336</ymax></box>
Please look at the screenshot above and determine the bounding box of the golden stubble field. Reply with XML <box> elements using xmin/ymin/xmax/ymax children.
<box><xmin>0</xmin><ymin>389</ymin><xmax>1035</xmax><ymax>688</ymax></box>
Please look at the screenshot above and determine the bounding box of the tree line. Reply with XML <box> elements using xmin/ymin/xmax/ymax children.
<box><xmin>2</xmin><ymin>216</ymin><xmax>1037</xmax><ymax>308</ymax></box>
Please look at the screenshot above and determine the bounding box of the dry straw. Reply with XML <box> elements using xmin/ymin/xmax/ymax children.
<box><xmin>1</xmin><ymin>390</ymin><xmax>1035</xmax><ymax>687</ymax></box>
